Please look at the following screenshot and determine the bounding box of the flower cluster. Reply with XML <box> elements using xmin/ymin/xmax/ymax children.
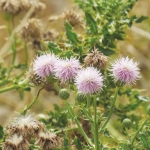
<box><xmin>31</xmin><ymin>53</ymin><xmax>140</xmax><ymax>95</ymax></box>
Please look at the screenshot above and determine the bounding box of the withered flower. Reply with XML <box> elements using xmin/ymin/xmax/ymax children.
<box><xmin>84</xmin><ymin>48</ymin><xmax>108</xmax><ymax>69</ymax></box>
<box><xmin>43</xmin><ymin>30</ymin><xmax>59</xmax><ymax>42</ymax></box>
<box><xmin>35</xmin><ymin>131</ymin><xmax>63</xmax><ymax>150</ymax></box>
<box><xmin>20</xmin><ymin>18</ymin><xmax>42</xmax><ymax>42</ymax></box>
<box><xmin>2</xmin><ymin>134</ymin><xmax>29</xmax><ymax>150</ymax></box>
<box><xmin>63</xmin><ymin>10</ymin><xmax>82</xmax><ymax>27</ymax></box>
<box><xmin>7</xmin><ymin>113</ymin><xmax>43</xmax><ymax>140</ymax></box>
<box><xmin>26</xmin><ymin>68</ymin><xmax>45</xmax><ymax>86</ymax></box>
<box><xmin>0</xmin><ymin>0</ymin><xmax>21</xmax><ymax>15</ymax></box>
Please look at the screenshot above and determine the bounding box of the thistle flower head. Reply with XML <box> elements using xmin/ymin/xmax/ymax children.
<box><xmin>54</xmin><ymin>57</ymin><xmax>81</xmax><ymax>82</ymax></box>
<box><xmin>3</xmin><ymin>134</ymin><xmax>30</xmax><ymax>150</ymax></box>
<box><xmin>7</xmin><ymin>113</ymin><xmax>43</xmax><ymax>139</ymax></box>
<box><xmin>33</xmin><ymin>53</ymin><xmax>57</xmax><ymax>78</ymax></box>
<box><xmin>84</xmin><ymin>48</ymin><xmax>108</xmax><ymax>69</ymax></box>
<box><xmin>75</xmin><ymin>67</ymin><xmax>103</xmax><ymax>95</ymax></box>
<box><xmin>110</xmin><ymin>57</ymin><xmax>140</xmax><ymax>85</ymax></box>
<box><xmin>35</xmin><ymin>131</ymin><xmax>63</xmax><ymax>150</ymax></box>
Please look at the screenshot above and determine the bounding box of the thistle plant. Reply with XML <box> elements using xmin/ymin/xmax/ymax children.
<box><xmin>0</xmin><ymin>0</ymin><xmax>150</xmax><ymax>150</ymax></box>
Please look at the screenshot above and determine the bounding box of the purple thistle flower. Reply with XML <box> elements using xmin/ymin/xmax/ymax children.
<box><xmin>33</xmin><ymin>54</ymin><xmax>57</xmax><ymax>77</ymax></box>
<box><xmin>110</xmin><ymin>57</ymin><xmax>140</xmax><ymax>85</ymax></box>
<box><xmin>75</xmin><ymin>67</ymin><xmax>103</xmax><ymax>95</ymax></box>
<box><xmin>54</xmin><ymin>57</ymin><xmax>81</xmax><ymax>82</ymax></box>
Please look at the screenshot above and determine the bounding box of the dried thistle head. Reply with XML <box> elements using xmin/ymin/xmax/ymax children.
<box><xmin>20</xmin><ymin>0</ymin><xmax>31</xmax><ymax>10</ymax></box>
<box><xmin>63</xmin><ymin>10</ymin><xmax>82</xmax><ymax>27</ymax></box>
<box><xmin>30</xmin><ymin>0</ymin><xmax>46</xmax><ymax>16</ymax></box>
<box><xmin>0</xmin><ymin>0</ymin><xmax>21</xmax><ymax>15</ymax></box>
<box><xmin>26</xmin><ymin>68</ymin><xmax>45</xmax><ymax>86</ymax></box>
<box><xmin>20</xmin><ymin>18</ymin><xmax>42</xmax><ymax>42</ymax></box>
<box><xmin>43</xmin><ymin>30</ymin><xmax>59</xmax><ymax>42</ymax></box>
<box><xmin>84</xmin><ymin>47</ymin><xmax>108</xmax><ymax>69</ymax></box>
<box><xmin>2</xmin><ymin>134</ymin><xmax>30</xmax><ymax>150</ymax></box>
<box><xmin>7</xmin><ymin>113</ymin><xmax>43</xmax><ymax>140</ymax></box>
<box><xmin>35</xmin><ymin>131</ymin><xmax>63</xmax><ymax>150</ymax></box>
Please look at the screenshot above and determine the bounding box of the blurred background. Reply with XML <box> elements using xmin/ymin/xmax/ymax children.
<box><xmin>0</xmin><ymin>0</ymin><xmax>150</xmax><ymax>127</ymax></box>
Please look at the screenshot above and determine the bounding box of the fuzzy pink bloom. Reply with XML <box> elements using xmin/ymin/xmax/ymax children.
<box><xmin>110</xmin><ymin>57</ymin><xmax>140</xmax><ymax>85</ymax></box>
<box><xmin>33</xmin><ymin>54</ymin><xmax>57</xmax><ymax>77</ymax></box>
<box><xmin>75</xmin><ymin>67</ymin><xmax>103</xmax><ymax>95</ymax></box>
<box><xmin>54</xmin><ymin>57</ymin><xmax>81</xmax><ymax>82</ymax></box>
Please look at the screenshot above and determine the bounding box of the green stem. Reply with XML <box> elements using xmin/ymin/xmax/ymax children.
<box><xmin>66</xmin><ymin>101</ymin><xmax>94</xmax><ymax>148</ymax></box>
<box><xmin>0</xmin><ymin>78</ymin><xmax>29</xmax><ymax>94</ymax></box>
<box><xmin>100</xmin><ymin>87</ymin><xmax>119</xmax><ymax>131</ymax></box>
<box><xmin>93</xmin><ymin>96</ymin><xmax>99</xmax><ymax>150</ymax></box>
<box><xmin>131</xmin><ymin>117</ymin><xmax>149</xmax><ymax>146</ymax></box>
<box><xmin>81</xmin><ymin>105</ymin><xmax>93</xmax><ymax>123</ymax></box>
<box><xmin>7</xmin><ymin>34</ymin><xmax>17</xmax><ymax>77</ymax></box>
<box><xmin>55</xmin><ymin>127</ymin><xmax>78</xmax><ymax>134</ymax></box>
<box><xmin>20</xmin><ymin>87</ymin><xmax>44</xmax><ymax>115</ymax></box>
<box><xmin>0</xmin><ymin>85</ymin><xmax>19</xmax><ymax>93</ymax></box>
<box><xmin>86</xmin><ymin>94</ymin><xmax>92</xmax><ymax>117</ymax></box>
<box><xmin>24</xmin><ymin>42</ymin><xmax>28</xmax><ymax>66</ymax></box>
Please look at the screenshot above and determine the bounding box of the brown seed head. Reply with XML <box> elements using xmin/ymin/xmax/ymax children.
<box><xmin>63</xmin><ymin>10</ymin><xmax>82</xmax><ymax>27</ymax></box>
<box><xmin>20</xmin><ymin>18</ymin><xmax>42</xmax><ymax>42</ymax></box>
<box><xmin>43</xmin><ymin>30</ymin><xmax>59</xmax><ymax>42</ymax></box>
<box><xmin>0</xmin><ymin>0</ymin><xmax>21</xmax><ymax>15</ymax></box>
<box><xmin>20</xmin><ymin>0</ymin><xmax>31</xmax><ymax>10</ymax></box>
<box><xmin>35</xmin><ymin>131</ymin><xmax>63</xmax><ymax>150</ymax></box>
<box><xmin>2</xmin><ymin>134</ymin><xmax>30</xmax><ymax>150</ymax></box>
<box><xmin>26</xmin><ymin>68</ymin><xmax>44</xmax><ymax>86</ymax></box>
<box><xmin>7</xmin><ymin>113</ymin><xmax>43</xmax><ymax>140</ymax></box>
<box><xmin>84</xmin><ymin>47</ymin><xmax>108</xmax><ymax>69</ymax></box>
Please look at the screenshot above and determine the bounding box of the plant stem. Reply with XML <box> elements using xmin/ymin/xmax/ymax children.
<box><xmin>86</xmin><ymin>94</ymin><xmax>92</xmax><ymax>117</ymax></box>
<box><xmin>100</xmin><ymin>87</ymin><xmax>119</xmax><ymax>131</ymax></box>
<box><xmin>66</xmin><ymin>101</ymin><xmax>94</xmax><ymax>148</ymax></box>
<box><xmin>20</xmin><ymin>87</ymin><xmax>44</xmax><ymax>115</ymax></box>
<box><xmin>55</xmin><ymin>127</ymin><xmax>78</xmax><ymax>134</ymax></box>
<box><xmin>0</xmin><ymin>85</ymin><xmax>19</xmax><ymax>93</ymax></box>
<box><xmin>0</xmin><ymin>78</ymin><xmax>29</xmax><ymax>94</ymax></box>
<box><xmin>24</xmin><ymin>42</ymin><xmax>28</xmax><ymax>66</ymax></box>
<box><xmin>131</xmin><ymin>117</ymin><xmax>149</xmax><ymax>146</ymax></box>
<box><xmin>93</xmin><ymin>96</ymin><xmax>99</xmax><ymax>150</ymax></box>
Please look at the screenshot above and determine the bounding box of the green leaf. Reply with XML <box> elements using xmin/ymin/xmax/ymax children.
<box><xmin>136</xmin><ymin>95</ymin><xmax>150</xmax><ymax>102</ymax></box>
<box><xmin>139</xmin><ymin>133</ymin><xmax>150</xmax><ymax>149</ymax></box>
<box><xmin>73</xmin><ymin>137</ymin><xmax>83</xmax><ymax>150</ymax></box>
<box><xmin>85</xmin><ymin>12</ymin><xmax>98</xmax><ymax>34</ymax></box>
<box><xmin>48</xmin><ymin>41</ymin><xmax>62</xmax><ymax>55</ymax></box>
<box><xmin>65</xmin><ymin>21</ymin><xmax>79</xmax><ymax>44</ymax></box>
<box><xmin>63</xmin><ymin>137</ymin><xmax>70</xmax><ymax>150</ymax></box>
<box><xmin>135</xmin><ymin>16</ymin><xmax>148</xmax><ymax>23</ymax></box>
<box><xmin>18</xmin><ymin>88</ymin><xmax>24</xmax><ymax>100</ymax></box>
<box><xmin>0</xmin><ymin>125</ymin><xmax>4</xmax><ymax>139</ymax></box>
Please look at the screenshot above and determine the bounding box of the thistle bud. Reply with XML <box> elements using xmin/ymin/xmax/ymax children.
<box><xmin>123</xmin><ymin>118</ymin><xmax>132</xmax><ymax>128</ymax></box>
<box><xmin>76</xmin><ymin>92</ymin><xmax>86</xmax><ymax>103</ymax></box>
<box><xmin>59</xmin><ymin>89</ymin><xmax>70</xmax><ymax>100</ymax></box>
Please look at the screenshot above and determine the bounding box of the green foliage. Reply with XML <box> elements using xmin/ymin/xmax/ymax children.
<box><xmin>39</xmin><ymin>104</ymin><xmax>68</xmax><ymax>129</ymax></box>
